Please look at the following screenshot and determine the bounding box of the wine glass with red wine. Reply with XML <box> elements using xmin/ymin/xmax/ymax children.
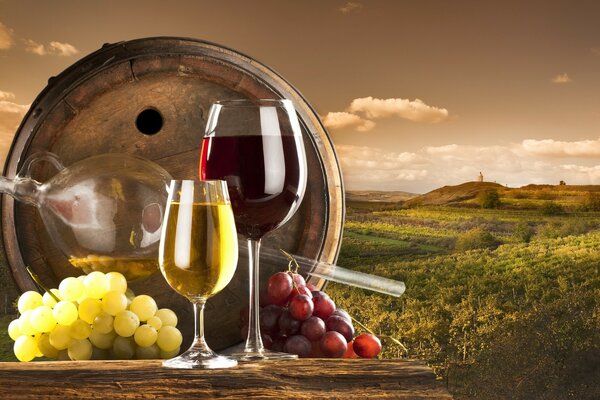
<box><xmin>200</xmin><ymin>99</ymin><xmax>307</xmax><ymax>361</ymax></box>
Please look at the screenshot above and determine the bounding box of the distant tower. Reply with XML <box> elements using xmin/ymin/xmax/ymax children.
<box><xmin>478</xmin><ymin>172</ymin><xmax>484</xmax><ymax>183</ymax></box>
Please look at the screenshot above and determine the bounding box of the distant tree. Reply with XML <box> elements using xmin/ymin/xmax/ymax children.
<box><xmin>478</xmin><ymin>189</ymin><xmax>501</xmax><ymax>209</ymax></box>
<box><xmin>559</xmin><ymin>180</ymin><xmax>566</xmax><ymax>186</ymax></box>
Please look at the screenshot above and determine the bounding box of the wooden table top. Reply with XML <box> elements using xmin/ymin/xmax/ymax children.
<box><xmin>0</xmin><ymin>358</ymin><xmax>452</xmax><ymax>399</ymax></box>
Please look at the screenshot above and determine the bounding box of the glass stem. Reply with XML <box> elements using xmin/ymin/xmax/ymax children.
<box><xmin>192</xmin><ymin>299</ymin><xmax>211</xmax><ymax>354</ymax></box>
<box><xmin>245</xmin><ymin>238</ymin><xmax>264</xmax><ymax>353</ymax></box>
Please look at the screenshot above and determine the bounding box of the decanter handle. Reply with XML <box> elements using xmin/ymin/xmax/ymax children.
<box><xmin>17</xmin><ymin>151</ymin><xmax>65</xmax><ymax>179</ymax></box>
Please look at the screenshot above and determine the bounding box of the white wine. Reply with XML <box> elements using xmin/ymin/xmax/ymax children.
<box><xmin>69</xmin><ymin>256</ymin><xmax>158</xmax><ymax>281</ymax></box>
<box><xmin>159</xmin><ymin>202</ymin><xmax>238</xmax><ymax>300</ymax></box>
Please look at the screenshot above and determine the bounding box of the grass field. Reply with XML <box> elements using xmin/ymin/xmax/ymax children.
<box><xmin>327</xmin><ymin>185</ymin><xmax>600</xmax><ymax>399</ymax></box>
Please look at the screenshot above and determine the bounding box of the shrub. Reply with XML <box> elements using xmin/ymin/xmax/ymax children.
<box><xmin>513</xmin><ymin>221</ymin><xmax>534</xmax><ymax>243</ymax></box>
<box><xmin>455</xmin><ymin>227</ymin><xmax>500</xmax><ymax>251</ymax></box>
<box><xmin>581</xmin><ymin>192</ymin><xmax>600</xmax><ymax>211</ymax></box>
<box><xmin>478</xmin><ymin>190</ymin><xmax>501</xmax><ymax>209</ymax></box>
<box><xmin>541</xmin><ymin>201</ymin><xmax>564</xmax><ymax>216</ymax></box>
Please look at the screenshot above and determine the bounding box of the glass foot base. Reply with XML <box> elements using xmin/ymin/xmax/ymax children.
<box><xmin>223</xmin><ymin>343</ymin><xmax>298</xmax><ymax>361</ymax></box>
<box><xmin>163</xmin><ymin>353</ymin><xmax>237</xmax><ymax>369</ymax></box>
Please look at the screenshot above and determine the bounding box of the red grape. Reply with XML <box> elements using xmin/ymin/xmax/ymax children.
<box><xmin>309</xmin><ymin>340</ymin><xmax>324</xmax><ymax>357</ymax></box>
<box><xmin>292</xmin><ymin>273</ymin><xmax>306</xmax><ymax>287</ymax></box>
<box><xmin>283</xmin><ymin>335</ymin><xmax>311</xmax><ymax>358</ymax></box>
<box><xmin>267</xmin><ymin>272</ymin><xmax>293</xmax><ymax>305</ymax></box>
<box><xmin>289</xmin><ymin>285</ymin><xmax>313</xmax><ymax>300</ymax></box>
<box><xmin>306</xmin><ymin>283</ymin><xmax>318</xmax><ymax>291</ymax></box>
<box><xmin>343</xmin><ymin>340</ymin><xmax>358</xmax><ymax>358</ymax></box>
<box><xmin>325</xmin><ymin>315</ymin><xmax>355</xmax><ymax>342</ymax></box>
<box><xmin>353</xmin><ymin>333</ymin><xmax>382</xmax><ymax>358</ymax></box>
<box><xmin>260</xmin><ymin>304</ymin><xmax>283</xmax><ymax>334</ymax></box>
<box><xmin>320</xmin><ymin>331</ymin><xmax>347</xmax><ymax>358</ymax></box>
<box><xmin>289</xmin><ymin>294</ymin><xmax>313</xmax><ymax>321</ymax></box>
<box><xmin>300</xmin><ymin>316</ymin><xmax>326</xmax><ymax>341</ymax></box>
<box><xmin>278</xmin><ymin>310</ymin><xmax>301</xmax><ymax>336</ymax></box>
<box><xmin>311</xmin><ymin>290</ymin><xmax>329</xmax><ymax>299</ymax></box>
<box><xmin>271</xmin><ymin>336</ymin><xmax>286</xmax><ymax>352</ymax></box>
<box><xmin>262</xmin><ymin>333</ymin><xmax>273</xmax><ymax>350</ymax></box>
<box><xmin>332</xmin><ymin>309</ymin><xmax>352</xmax><ymax>323</ymax></box>
<box><xmin>313</xmin><ymin>296</ymin><xmax>336</xmax><ymax>320</ymax></box>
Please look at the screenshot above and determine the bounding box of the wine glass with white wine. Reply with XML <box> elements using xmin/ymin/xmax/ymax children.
<box><xmin>159</xmin><ymin>179</ymin><xmax>239</xmax><ymax>369</ymax></box>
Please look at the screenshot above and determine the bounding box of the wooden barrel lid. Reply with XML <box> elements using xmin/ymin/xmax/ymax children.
<box><xmin>0</xmin><ymin>37</ymin><xmax>344</xmax><ymax>350</ymax></box>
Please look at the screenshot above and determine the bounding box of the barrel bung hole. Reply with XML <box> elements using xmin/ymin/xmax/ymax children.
<box><xmin>136</xmin><ymin>108</ymin><xmax>163</xmax><ymax>135</ymax></box>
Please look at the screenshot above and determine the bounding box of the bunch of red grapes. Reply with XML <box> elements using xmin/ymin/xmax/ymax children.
<box><xmin>241</xmin><ymin>271</ymin><xmax>382</xmax><ymax>358</ymax></box>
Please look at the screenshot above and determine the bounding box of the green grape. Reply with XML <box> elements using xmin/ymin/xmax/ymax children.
<box><xmin>30</xmin><ymin>306</ymin><xmax>57</xmax><ymax>333</ymax></box>
<box><xmin>93</xmin><ymin>312</ymin><xmax>114</xmax><ymax>335</ymax></box>
<box><xmin>114</xmin><ymin>310</ymin><xmax>140</xmax><ymax>337</ymax></box>
<box><xmin>146</xmin><ymin>316</ymin><xmax>162</xmax><ymax>330</ymax></box>
<box><xmin>18</xmin><ymin>310</ymin><xmax>39</xmax><ymax>336</ymax></box>
<box><xmin>59</xmin><ymin>277</ymin><xmax>85</xmax><ymax>302</ymax></box>
<box><xmin>53</xmin><ymin>301</ymin><xmax>78</xmax><ymax>326</ymax></box>
<box><xmin>155</xmin><ymin>308</ymin><xmax>178</xmax><ymax>327</ymax></box>
<box><xmin>37</xmin><ymin>332</ymin><xmax>59</xmax><ymax>358</ymax></box>
<box><xmin>129</xmin><ymin>295</ymin><xmax>157</xmax><ymax>322</ymax></box>
<box><xmin>89</xmin><ymin>328</ymin><xmax>117</xmax><ymax>350</ymax></box>
<box><xmin>8</xmin><ymin>319</ymin><xmax>22</xmax><ymax>341</ymax></box>
<box><xmin>57</xmin><ymin>349</ymin><xmax>70</xmax><ymax>361</ymax></box>
<box><xmin>112</xmin><ymin>336</ymin><xmax>136</xmax><ymax>359</ymax></box>
<box><xmin>160</xmin><ymin>346</ymin><xmax>180</xmax><ymax>359</ymax></box>
<box><xmin>156</xmin><ymin>326</ymin><xmax>183</xmax><ymax>352</ymax></box>
<box><xmin>49</xmin><ymin>324</ymin><xmax>71</xmax><ymax>350</ymax></box>
<box><xmin>33</xmin><ymin>334</ymin><xmax>44</xmax><ymax>357</ymax></box>
<box><xmin>91</xmin><ymin>346</ymin><xmax>109</xmax><ymax>360</ymax></box>
<box><xmin>101</xmin><ymin>291</ymin><xmax>127</xmax><ymax>316</ymax></box>
<box><xmin>83</xmin><ymin>271</ymin><xmax>109</xmax><ymax>299</ymax></box>
<box><xmin>17</xmin><ymin>291</ymin><xmax>43</xmax><ymax>314</ymax></box>
<box><xmin>68</xmin><ymin>339</ymin><xmax>93</xmax><ymax>360</ymax></box>
<box><xmin>42</xmin><ymin>289</ymin><xmax>61</xmax><ymax>308</ymax></box>
<box><xmin>78</xmin><ymin>298</ymin><xmax>102</xmax><ymax>324</ymax></box>
<box><xmin>14</xmin><ymin>335</ymin><xmax>38</xmax><ymax>362</ymax></box>
<box><xmin>136</xmin><ymin>343</ymin><xmax>160</xmax><ymax>359</ymax></box>
<box><xmin>69</xmin><ymin>319</ymin><xmax>92</xmax><ymax>340</ymax></box>
<box><xmin>134</xmin><ymin>325</ymin><xmax>157</xmax><ymax>348</ymax></box>
<box><xmin>106</xmin><ymin>272</ymin><xmax>127</xmax><ymax>294</ymax></box>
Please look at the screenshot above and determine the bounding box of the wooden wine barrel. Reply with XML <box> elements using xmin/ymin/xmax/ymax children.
<box><xmin>0</xmin><ymin>37</ymin><xmax>345</xmax><ymax>350</ymax></box>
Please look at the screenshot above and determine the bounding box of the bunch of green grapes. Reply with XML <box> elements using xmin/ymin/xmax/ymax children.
<box><xmin>8</xmin><ymin>271</ymin><xmax>183</xmax><ymax>362</ymax></box>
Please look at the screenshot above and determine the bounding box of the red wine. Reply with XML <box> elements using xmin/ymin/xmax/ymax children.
<box><xmin>200</xmin><ymin>134</ymin><xmax>306</xmax><ymax>239</ymax></box>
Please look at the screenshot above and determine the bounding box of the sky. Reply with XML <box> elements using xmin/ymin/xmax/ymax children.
<box><xmin>1</xmin><ymin>0</ymin><xmax>600</xmax><ymax>193</ymax></box>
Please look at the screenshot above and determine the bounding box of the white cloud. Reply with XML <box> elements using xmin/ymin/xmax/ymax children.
<box><xmin>0</xmin><ymin>23</ymin><xmax>14</xmax><ymax>50</ymax></box>
<box><xmin>0</xmin><ymin>93</ymin><xmax>30</xmax><ymax>167</ymax></box>
<box><xmin>0</xmin><ymin>90</ymin><xmax>16</xmax><ymax>101</ymax></box>
<box><xmin>336</xmin><ymin>144</ymin><xmax>429</xmax><ymax>190</ymax></box>
<box><xmin>339</xmin><ymin>2</ymin><xmax>363</xmax><ymax>14</ymax></box>
<box><xmin>348</xmin><ymin>96</ymin><xmax>449</xmax><ymax>123</ymax></box>
<box><xmin>337</xmin><ymin>137</ymin><xmax>600</xmax><ymax>192</ymax></box>
<box><xmin>322</xmin><ymin>112</ymin><xmax>375</xmax><ymax>132</ymax></box>
<box><xmin>521</xmin><ymin>137</ymin><xmax>600</xmax><ymax>158</ymax></box>
<box><xmin>324</xmin><ymin>96</ymin><xmax>449</xmax><ymax>133</ymax></box>
<box><xmin>551</xmin><ymin>73</ymin><xmax>572</xmax><ymax>84</ymax></box>
<box><xmin>24</xmin><ymin>39</ymin><xmax>79</xmax><ymax>56</ymax></box>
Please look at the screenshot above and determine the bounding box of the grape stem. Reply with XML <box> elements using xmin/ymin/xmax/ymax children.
<box><xmin>350</xmin><ymin>316</ymin><xmax>408</xmax><ymax>354</ymax></box>
<box><xmin>280</xmin><ymin>249</ymin><xmax>300</xmax><ymax>274</ymax></box>
<box><xmin>26</xmin><ymin>266</ymin><xmax>61</xmax><ymax>303</ymax></box>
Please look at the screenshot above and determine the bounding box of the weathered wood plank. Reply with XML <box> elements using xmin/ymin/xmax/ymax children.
<box><xmin>0</xmin><ymin>359</ymin><xmax>452</xmax><ymax>399</ymax></box>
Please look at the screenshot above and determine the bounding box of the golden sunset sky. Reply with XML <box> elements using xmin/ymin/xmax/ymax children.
<box><xmin>1</xmin><ymin>0</ymin><xmax>600</xmax><ymax>193</ymax></box>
